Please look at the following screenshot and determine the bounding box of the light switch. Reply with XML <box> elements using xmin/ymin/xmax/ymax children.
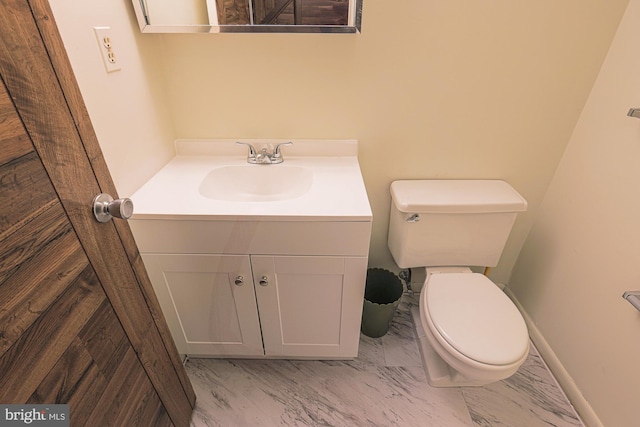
<box><xmin>94</xmin><ymin>26</ymin><xmax>121</xmax><ymax>73</ymax></box>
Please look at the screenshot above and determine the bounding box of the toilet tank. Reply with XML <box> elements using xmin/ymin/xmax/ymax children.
<box><xmin>387</xmin><ymin>180</ymin><xmax>527</xmax><ymax>269</ymax></box>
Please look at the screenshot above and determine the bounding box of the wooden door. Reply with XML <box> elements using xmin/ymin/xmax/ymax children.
<box><xmin>143</xmin><ymin>254</ymin><xmax>264</xmax><ymax>357</ymax></box>
<box><xmin>0</xmin><ymin>0</ymin><xmax>195</xmax><ymax>425</ymax></box>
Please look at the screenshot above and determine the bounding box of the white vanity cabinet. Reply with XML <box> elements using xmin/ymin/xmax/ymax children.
<box><xmin>142</xmin><ymin>253</ymin><xmax>264</xmax><ymax>357</ymax></box>
<box><xmin>129</xmin><ymin>139</ymin><xmax>373</xmax><ymax>359</ymax></box>
<box><xmin>142</xmin><ymin>252</ymin><xmax>367</xmax><ymax>358</ymax></box>
<box><xmin>251</xmin><ymin>255</ymin><xmax>367</xmax><ymax>358</ymax></box>
<box><xmin>132</xmin><ymin>219</ymin><xmax>372</xmax><ymax>359</ymax></box>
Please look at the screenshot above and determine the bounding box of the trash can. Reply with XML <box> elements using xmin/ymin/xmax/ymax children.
<box><xmin>361</xmin><ymin>268</ymin><xmax>404</xmax><ymax>338</ymax></box>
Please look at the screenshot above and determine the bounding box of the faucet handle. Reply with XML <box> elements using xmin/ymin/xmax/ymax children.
<box><xmin>236</xmin><ymin>141</ymin><xmax>257</xmax><ymax>160</ymax></box>
<box><xmin>273</xmin><ymin>141</ymin><xmax>293</xmax><ymax>159</ymax></box>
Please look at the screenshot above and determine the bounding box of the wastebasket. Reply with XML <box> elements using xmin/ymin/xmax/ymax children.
<box><xmin>361</xmin><ymin>268</ymin><xmax>404</xmax><ymax>338</ymax></box>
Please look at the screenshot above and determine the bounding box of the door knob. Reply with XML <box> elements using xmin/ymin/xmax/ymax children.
<box><xmin>259</xmin><ymin>276</ymin><xmax>269</xmax><ymax>286</ymax></box>
<box><xmin>234</xmin><ymin>276</ymin><xmax>244</xmax><ymax>286</ymax></box>
<box><xmin>93</xmin><ymin>193</ymin><xmax>134</xmax><ymax>223</ymax></box>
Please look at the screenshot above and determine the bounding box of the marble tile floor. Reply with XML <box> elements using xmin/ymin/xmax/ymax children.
<box><xmin>186</xmin><ymin>295</ymin><xmax>584</xmax><ymax>427</ymax></box>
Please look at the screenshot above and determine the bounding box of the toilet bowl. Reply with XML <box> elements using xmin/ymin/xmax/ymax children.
<box><xmin>387</xmin><ymin>180</ymin><xmax>529</xmax><ymax>386</ymax></box>
<box><xmin>414</xmin><ymin>268</ymin><xmax>529</xmax><ymax>387</ymax></box>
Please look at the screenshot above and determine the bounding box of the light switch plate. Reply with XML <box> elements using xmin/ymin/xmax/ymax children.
<box><xmin>93</xmin><ymin>26</ymin><xmax>121</xmax><ymax>73</ymax></box>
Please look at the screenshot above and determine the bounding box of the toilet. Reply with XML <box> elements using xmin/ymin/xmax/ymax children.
<box><xmin>387</xmin><ymin>180</ymin><xmax>529</xmax><ymax>387</ymax></box>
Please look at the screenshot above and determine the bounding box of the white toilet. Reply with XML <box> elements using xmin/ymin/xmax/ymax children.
<box><xmin>387</xmin><ymin>180</ymin><xmax>529</xmax><ymax>387</ymax></box>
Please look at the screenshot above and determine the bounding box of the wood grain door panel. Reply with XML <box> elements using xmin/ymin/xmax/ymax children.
<box><xmin>0</xmin><ymin>1</ymin><xmax>195</xmax><ymax>425</ymax></box>
<box><xmin>26</xmin><ymin>0</ymin><xmax>196</xmax><ymax>406</ymax></box>
<box><xmin>0</xmin><ymin>79</ymin><xmax>173</xmax><ymax>424</ymax></box>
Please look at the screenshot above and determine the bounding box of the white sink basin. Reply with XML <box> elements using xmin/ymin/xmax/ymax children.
<box><xmin>131</xmin><ymin>139</ymin><xmax>372</xmax><ymax>220</ymax></box>
<box><xmin>199</xmin><ymin>165</ymin><xmax>313</xmax><ymax>201</ymax></box>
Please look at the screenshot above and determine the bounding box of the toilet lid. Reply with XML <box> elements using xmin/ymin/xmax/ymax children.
<box><xmin>426</xmin><ymin>273</ymin><xmax>529</xmax><ymax>366</ymax></box>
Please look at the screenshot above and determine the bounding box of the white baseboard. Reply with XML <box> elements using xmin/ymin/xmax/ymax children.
<box><xmin>503</xmin><ymin>286</ymin><xmax>603</xmax><ymax>427</ymax></box>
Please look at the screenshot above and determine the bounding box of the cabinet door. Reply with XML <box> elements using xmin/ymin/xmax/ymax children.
<box><xmin>251</xmin><ymin>256</ymin><xmax>367</xmax><ymax>358</ymax></box>
<box><xmin>142</xmin><ymin>254</ymin><xmax>264</xmax><ymax>356</ymax></box>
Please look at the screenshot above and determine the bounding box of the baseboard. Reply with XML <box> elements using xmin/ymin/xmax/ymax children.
<box><xmin>503</xmin><ymin>286</ymin><xmax>603</xmax><ymax>427</ymax></box>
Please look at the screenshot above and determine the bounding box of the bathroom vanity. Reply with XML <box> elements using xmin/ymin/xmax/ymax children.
<box><xmin>130</xmin><ymin>140</ymin><xmax>372</xmax><ymax>359</ymax></box>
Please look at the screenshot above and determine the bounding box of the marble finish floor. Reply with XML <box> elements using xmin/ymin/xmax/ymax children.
<box><xmin>186</xmin><ymin>296</ymin><xmax>584</xmax><ymax>426</ymax></box>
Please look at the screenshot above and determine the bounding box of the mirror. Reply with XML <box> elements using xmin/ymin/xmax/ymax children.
<box><xmin>132</xmin><ymin>0</ymin><xmax>362</xmax><ymax>33</ymax></box>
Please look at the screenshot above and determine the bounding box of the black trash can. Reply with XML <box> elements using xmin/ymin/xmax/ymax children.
<box><xmin>361</xmin><ymin>268</ymin><xmax>404</xmax><ymax>338</ymax></box>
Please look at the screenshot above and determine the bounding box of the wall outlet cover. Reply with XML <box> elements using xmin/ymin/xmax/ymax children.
<box><xmin>93</xmin><ymin>26</ymin><xmax>121</xmax><ymax>73</ymax></box>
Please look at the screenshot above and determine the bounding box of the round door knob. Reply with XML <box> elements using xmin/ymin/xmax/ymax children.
<box><xmin>234</xmin><ymin>276</ymin><xmax>244</xmax><ymax>286</ymax></box>
<box><xmin>93</xmin><ymin>193</ymin><xmax>134</xmax><ymax>223</ymax></box>
<box><xmin>259</xmin><ymin>276</ymin><xmax>269</xmax><ymax>286</ymax></box>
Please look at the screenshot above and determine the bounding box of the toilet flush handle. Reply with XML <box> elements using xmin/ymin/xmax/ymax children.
<box><xmin>623</xmin><ymin>291</ymin><xmax>640</xmax><ymax>312</ymax></box>
<box><xmin>406</xmin><ymin>213</ymin><xmax>421</xmax><ymax>223</ymax></box>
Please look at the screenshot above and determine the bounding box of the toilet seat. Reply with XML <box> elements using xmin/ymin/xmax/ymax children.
<box><xmin>425</xmin><ymin>273</ymin><xmax>529</xmax><ymax>366</ymax></box>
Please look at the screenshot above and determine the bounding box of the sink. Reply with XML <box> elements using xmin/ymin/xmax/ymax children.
<box><xmin>199</xmin><ymin>165</ymin><xmax>313</xmax><ymax>201</ymax></box>
<box><xmin>131</xmin><ymin>139</ymin><xmax>373</xmax><ymax>219</ymax></box>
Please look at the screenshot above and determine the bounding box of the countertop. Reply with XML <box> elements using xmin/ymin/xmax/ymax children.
<box><xmin>130</xmin><ymin>139</ymin><xmax>373</xmax><ymax>222</ymax></box>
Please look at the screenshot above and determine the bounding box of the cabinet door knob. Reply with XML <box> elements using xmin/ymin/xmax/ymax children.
<box><xmin>259</xmin><ymin>276</ymin><xmax>269</xmax><ymax>286</ymax></box>
<box><xmin>234</xmin><ymin>276</ymin><xmax>244</xmax><ymax>286</ymax></box>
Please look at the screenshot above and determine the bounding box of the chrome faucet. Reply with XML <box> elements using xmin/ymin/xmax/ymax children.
<box><xmin>236</xmin><ymin>141</ymin><xmax>293</xmax><ymax>164</ymax></box>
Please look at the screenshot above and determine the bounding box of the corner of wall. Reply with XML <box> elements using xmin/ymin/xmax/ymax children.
<box><xmin>503</xmin><ymin>285</ymin><xmax>604</xmax><ymax>427</ymax></box>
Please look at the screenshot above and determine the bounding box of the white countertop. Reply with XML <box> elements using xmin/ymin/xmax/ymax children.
<box><xmin>131</xmin><ymin>139</ymin><xmax>373</xmax><ymax>221</ymax></box>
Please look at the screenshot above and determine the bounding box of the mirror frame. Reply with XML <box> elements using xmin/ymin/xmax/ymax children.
<box><xmin>132</xmin><ymin>0</ymin><xmax>362</xmax><ymax>34</ymax></box>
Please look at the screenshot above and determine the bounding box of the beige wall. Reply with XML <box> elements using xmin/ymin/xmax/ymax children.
<box><xmin>49</xmin><ymin>0</ymin><xmax>177</xmax><ymax>197</ymax></box>
<box><xmin>509</xmin><ymin>1</ymin><xmax>639</xmax><ymax>425</ymax></box>
<box><xmin>50</xmin><ymin>0</ymin><xmax>628</xmax><ymax>283</ymax></box>
<box><xmin>156</xmin><ymin>1</ymin><xmax>627</xmax><ymax>284</ymax></box>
